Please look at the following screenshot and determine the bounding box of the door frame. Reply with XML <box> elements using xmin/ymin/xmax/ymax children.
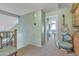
<box><xmin>45</xmin><ymin>15</ymin><xmax>59</xmax><ymax>45</ymax></box>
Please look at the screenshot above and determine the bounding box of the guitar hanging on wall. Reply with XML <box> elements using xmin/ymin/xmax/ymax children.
<box><xmin>61</xmin><ymin>14</ymin><xmax>71</xmax><ymax>41</ymax></box>
<box><xmin>61</xmin><ymin>14</ymin><xmax>69</xmax><ymax>33</ymax></box>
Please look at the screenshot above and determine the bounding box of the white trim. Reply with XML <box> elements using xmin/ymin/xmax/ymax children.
<box><xmin>29</xmin><ymin>42</ymin><xmax>42</xmax><ymax>47</ymax></box>
<box><xmin>45</xmin><ymin>15</ymin><xmax>59</xmax><ymax>47</ymax></box>
<box><xmin>31</xmin><ymin>43</ymin><xmax>42</xmax><ymax>47</ymax></box>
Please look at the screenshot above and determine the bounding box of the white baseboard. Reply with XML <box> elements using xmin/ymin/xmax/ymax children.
<box><xmin>30</xmin><ymin>42</ymin><xmax>42</xmax><ymax>47</ymax></box>
<box><xmin>17</xmin><ymin>41</ymin><xmax>42</xmax><ymax>49</ymax></box>
<box><xmin>17</xmin><ymin>42</ymin><xmax>31</xmax><ymax>49</ymax></box>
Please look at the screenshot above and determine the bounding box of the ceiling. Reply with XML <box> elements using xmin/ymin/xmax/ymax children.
<box><xmin>0</xmin><ymin>14</ymin><xmax>18</xmax><ymax>31</ymax></box>
<box><xmin>0</xmin><ymin>3</ymin><xmax>72</xmax><ymax>16</ymax></box>
<box><xmin>0</xmin><ymin>3</ymin><xmax>72</xmax><ymax>31</ymax></box>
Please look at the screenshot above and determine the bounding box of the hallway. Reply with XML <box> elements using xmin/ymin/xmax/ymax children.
<box><xmin>17</xmin><ymin>35</ymin><xmax>75</xmax><ymax>56</ymax></box>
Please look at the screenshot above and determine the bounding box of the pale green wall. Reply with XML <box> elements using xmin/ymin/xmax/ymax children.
<box><xmin>9</xmin><ymin>12</ymin><xmax>34</xmax><ymax>49</ymax></box>
<box><xmin>9</xmin><ymin>13</ymin><xmax>35</xmax><ymax>49</ymax></box>
<box><xmin>41</xmin><ymin>11</ymin><xmax>45</xmax><ymax>45</ymax></box>
<box><xmin>31</xmin><ymin>10</ymin><xmax>42</xmax><ymax>47</ymax></box>
<box><xmin>46</xmin><ymin>8</ymin><xmax>73</xmax><ymax>41</ymax></box>
<box><xmin>30</xmin><ymin>10</ymin><xmax>45</xmax><ymax>46</ymax></box>
<box><xmin>13</xmin><ymin>10</ymin><xmax>45</xmax><ymax>49</ymax></box>
<box><xmin>17</xmin><ymin>12</ymin><xmax>34</xmax><ymax>49</ymax></box>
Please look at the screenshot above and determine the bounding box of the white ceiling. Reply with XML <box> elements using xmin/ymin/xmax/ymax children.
<box><xmin>0</xmin><ymin>3</ymin><xmax>72</xmax><ymax>16</ymax></box>
<box><xmin>0</xmin><ymin>14</ymin><xmax>18</xmax><ymax>31</ymax></box>
<box><xmin>0</xmin><ymin>3</ymin><xmax>72</xmax><ymax>31</ymax></box>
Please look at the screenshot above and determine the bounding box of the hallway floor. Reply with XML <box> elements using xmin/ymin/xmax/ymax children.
<box><xmin>17</xmin><ymin>44</ymin><xmax>75</xmax><ymax>56</ymax></box>
<box><xmin>16</xmin><ymin>35</ymin><xmax>75</xmax><ymax>56</ymax></box>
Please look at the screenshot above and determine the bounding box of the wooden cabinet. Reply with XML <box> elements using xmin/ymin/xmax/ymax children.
<box><xmin>73</xmin><ymin>33</ymin><xmax>79</xmax><ymax>55</ymax></box>
<box><xmin>72</xmin><ymin>3</ymin><xmax>79</xmax><ymax>56</ymax></box>
<box><xmin>72</xmin><ymin>3</ymin><xmax>79</xmax><ymax>27</ymax></box>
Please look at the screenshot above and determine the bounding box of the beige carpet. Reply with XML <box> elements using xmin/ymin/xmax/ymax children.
<box><xmin>16</xmin><ymin>44</ymin><xmax>75</xmax><ymax>56</ymax></box>
<box><xmin>17</xmin><ymin>35</ymin><xmax>75</xmax><ymax>56</ymax></box>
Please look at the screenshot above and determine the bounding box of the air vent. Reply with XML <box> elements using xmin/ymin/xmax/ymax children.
<box><xmin>58</xmin><ymin>3</ymin><xmax>70</xmax><ymax>8</ymax></box>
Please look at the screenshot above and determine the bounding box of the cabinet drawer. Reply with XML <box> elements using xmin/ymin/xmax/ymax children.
<box><xmin>73</xmin><ymin>35</ymin><xmax>79</xmax><ymax>55</ymax></box>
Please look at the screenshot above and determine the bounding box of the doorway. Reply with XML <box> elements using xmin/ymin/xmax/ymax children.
<box><xmin>45</xmin><ymin>15</ymin><xmax>58</xmax><ymax>46</ymax></box>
